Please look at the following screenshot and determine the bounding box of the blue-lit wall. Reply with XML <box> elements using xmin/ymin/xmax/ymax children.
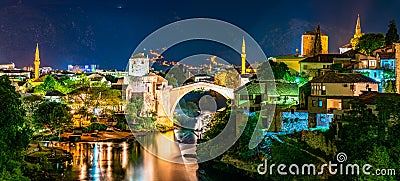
<box><xmin>280</xmin><ymin>112</ymin><xmax>308</xmax><ymax>133</ymax></box>
<box><xmin>316</xmin><ymin>114</ymin><xmax>333</xmax><ymax>128</ymax></box>
<box><xmin>380</xmin><ymin>58</ymin><xmax>395</xmax><ymax>71</ymax></box>
<box><xmin>357</xmin><ymin>69</ymin><xmax>383</xmax><ymax>92</ymax></box>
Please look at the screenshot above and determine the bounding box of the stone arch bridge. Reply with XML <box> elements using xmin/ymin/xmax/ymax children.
<box><xmin>156</xmin><ymin>82</ymin><xmax>234</xmax><ymax>125</ymax></box>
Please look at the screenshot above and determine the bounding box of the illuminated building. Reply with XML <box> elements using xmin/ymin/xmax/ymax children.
<box><xmin>67</xmin><ymin>64</ymin><xmax>99</xmax><ymax>73</ymax></box>
<box><xmin>124</xmin><ymin>53</ymin><xmax>170</xmax><ymax>117</ymax></box>
<box><xmin>307</xmin><ymin>71</ymin><xmax>378</xmax><ymax>126</ymax></box>
<box><xmin>301</xmin><ymin>25</ymin><xmax>329</xmax><ymax>56</ymax></box>
<box><xmin>395</xmin><ymin>43</ymin><xmax>400</xmax><ymax>93</ymax></box>
<box><xmin>0</xmin><ymin>63</ymin><xmax>15</xmax><ymax>70</ymax></box>
<box><xmin>269</xmin><ymin>56</ymin><xmax>306</xmax><ymax>73</ymax></box>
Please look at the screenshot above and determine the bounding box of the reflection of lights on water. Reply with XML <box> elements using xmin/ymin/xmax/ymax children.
<box><xmin>107</xmin><ymin>143</ymin><xmax>112</xmax><ymax>180</ymax></box>
<box><xmin>122</xmin><ymin>142</ymin><xmax>128</xmax><ymax>169</ymax></box>
<box><xmin>80</xmin><ymin>164</ymin><xmax>86</xmax><ymax>180</ymax></box>
<box><xmin>92</xmin><ymin>143</ymin><xmax>101</xmax><ymax>180</ymax></box>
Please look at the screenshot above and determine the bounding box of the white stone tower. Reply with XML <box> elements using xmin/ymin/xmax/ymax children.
<box><xmin>128</xmin><ymin>53</ymin><xmax>149</xmax><ymax>76</ymax></box>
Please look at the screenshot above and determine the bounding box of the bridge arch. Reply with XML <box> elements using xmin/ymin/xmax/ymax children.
<box><xmin>160</xmin><ymin>82</ymin><xmax>234</xmax><ymax>119</ymax></box>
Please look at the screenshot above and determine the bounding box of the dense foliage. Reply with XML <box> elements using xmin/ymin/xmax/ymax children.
<box><xmin>356</xmin><ymin>33</ymin><xmax>385</xmax><ymax>55</ymax></box>
<box><xmin>0</xmin><ymin>76</ymin><xmax>32</xmax><ymax>180</ymax></box>
<box><xmin>214</xmin><ymin>68</ymin><xmax>240</xmax><ymax>88</ymax></box>
<box><xmin>165</xmin><ymin>65</ymin><xmax>187</xmax><ymax>86</ymax></box>
<box><xmin>33</xmin><ymin>101</ymin><xmax>72</xmax><ymax>135</ymax></box>
<box><xmin>83</xmin><ymin>122</ymin><xmax>107</xmax><ymax>133</ymax></box>
<box><xmin>257</xmin><ymin>60</ymin><xmax>289</xmax><ymax>80</ymax></box>
<box><xmin>312</xmin><ymin>24</ymin><xmax>323</xmax><ymax>56</ymax></box>
<box><xmin>385</xmin><ymin>19</ymin><xmax>399</xmax><ymax>46</ymax></box>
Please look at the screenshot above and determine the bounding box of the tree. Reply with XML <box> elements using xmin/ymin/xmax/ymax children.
<box><xmin>312</xmin><ymin>24</ymin><xmax>323</xmax><ymax>56</ymax></box>
<box><xmin>34</xmin><ymin>75</ymin><xmax>60</xmax><ymax>94</ymax></box>
<box><xmin>166</xmin><ymin>65</ymin><xmax>187</xmax><ymax>86</ymax></box>
<box><xmin>257</xmin><ymin>60</ymin><xmax>289</xmax><ymax>80</ymax></box>
<box><xmin>165</xmin><ymin>73</ymin><xmax>178</xmax><ymax>87</ymax></box>
<box><xmin>214</xmin><ymin>68</ymin><xmax>240</xmax><ymax>88</ymax></box>
<box><xmin>33</xmin><ymin>101</ymin><xmax>72</xmax><ymax>136</ymax></box>
<box><xmin>126</xmin><ymin>98</ymin><xmax>155</xmax><ymax>130</ymax></box>
<box><xmin>21</xmin><ymin>95</ymin><xmax>44</xmax><ymax>129</ymax></box>
<box><xmin>104</xmin><ymin>75</ymin><xmax>118</xmax><ymax>83</ymax></box>
<box><xmin>384</xmin><ymin>80</ymin><xmax>396</xmax><ymax>93</ymax></box>
<box><xmin>356</xmin><ymin>33</ymin><xmax>385</xmax><ymax>55</ymax></box>
<box><xmin>67</xmin><ymin>81</ymin><xmax>121</xmax><ymax>127</ymax></box>
<box><xmin>0</xmin><ymin>76</ymin><xmax>31</xmax><ymax>180</ymax></box>
<box><xmin>385</xmin><ymin>19</ymin><xmax>399</xmax><ymax>46</ymax></box>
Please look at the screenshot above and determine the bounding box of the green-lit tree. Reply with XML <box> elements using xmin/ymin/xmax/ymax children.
<box><xmin>356</xmin><ymin>33</ymin><xmax>385</xmax><ymax>55</ymax></box>
<box><xmin>34</xmin><ymin>75</ymin><xmax>64</xmax><ymax>94</ymax></box>
<box><xmin>33</xmin><ymin>101</ymin><xmax>72</xmax><ymax>137</ymax></box>
<box><xmin>385</xmin><ymin>19</ymin><xmax>399</xmax><ymax>46</ymax></box>
<box><xmin>21</xmin><ymin>95</ymin><xmax>44</xmax><ymax>129</ymax></box>
<box><xmin>0</xmin><ymin>76</ymin><xmax>32</xmax><ymax>180</ymax></box>
<box><xmin>384</xmin><ymin>80</ymin><xmax>396</xmax><ymax>93</ymax></box>
<box><xmin>257</xmin><ymin>60</ymin><xmax>289</xmax><ymax>80</ymax></box>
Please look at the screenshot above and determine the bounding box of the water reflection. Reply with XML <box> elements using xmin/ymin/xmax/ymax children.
<box><xmin>47</xmin><ymin>132</ymin><xmax>198</xmax><ymax>181</ymax></box>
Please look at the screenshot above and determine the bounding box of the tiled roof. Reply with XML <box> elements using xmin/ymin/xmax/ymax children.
<box><xmin>90</xmin><ymin>77</ymin><xmax>104</xmax><ymax>81</ymax></box>
<box><xmin>377</xmin><ymin>52</ymin><xmax>395</xmax><ymax>59</ymax></box>
<box><xmin>45</xmin><ymin>90</ymin><xmax>65</xmax><ymax>96</ymax></box>
<box><xmin>131</xmin><ymin>53</ymin><xmax>146</xmax><ymax>59</ymax></box>
<box><xmin>276</xmin><ymin>82</ymin><xmax>298</xmax><ymax>96</ymax></box>
<box><xmin>300</xmin><ymin>54</ymin><xmax>345</xmax><ymax>63</ymax></box>
<box><xmin>340</xmin><ymin>43</ymin><xmax>352</xmax><ymax>48</ymax></box>
<box><xmin>310</xmin><ymin>71</ymin><xmax>378</xmax><ymax>83</ymax></box>
<box><xmin>234</xmin><ymin>81</ymin><xmax>298</xmax><ymax>96</ymax></box>
<box><xmin>358</xmin><ymin>91</ymin><xmax>400</xmax><ymax>105</ymax></box>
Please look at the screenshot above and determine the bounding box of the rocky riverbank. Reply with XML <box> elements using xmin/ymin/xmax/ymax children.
<box><xmin>61</xmin><ymin>130</ymin><xmax>135</xmax><ymax>142</ymax></box>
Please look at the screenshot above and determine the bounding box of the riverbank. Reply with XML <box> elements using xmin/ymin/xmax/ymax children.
<box><xmin>198</xmin><ymin>155</ymin><xmax>260</xmax><ymax>181</ymax></box>
<box><xmin>60</xmin><ymin>130</ymin><xmax>135</xmax><ymax>142</ymax></box>
<box><xmin>24</xmin><ymin>142</ymin><xmax>73</xmax><ymax>163</ymax></box>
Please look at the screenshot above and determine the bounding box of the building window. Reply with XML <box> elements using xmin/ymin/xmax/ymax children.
<box><xmin>255</xmin><ymin>95</ymin><xmax>261</xmax><ymax>102</ymax></box>
<box><xmin>318</xmin><ymin>100</ymin><xmax>323</xmax><ymax>107</ymax></box>
<box><xmin>303</xmin><ymin>65</ymin><xmax>308</xmax><ymax>70</ymax></box>
<box><xmin>312</xmin><ymin>100</ymin><xmax>317</xmax><ymax>107</ymax></box>
<box><xmin>240</xmin><ymin>95</ymin><xmax>247</xmax><ymax>100</ymax></box>
<box><xmin>374</xmin><ymin>72</ymin><xmax>377</xmax><ymax>77</ymax></box>
<box><xmin>343</xmin><ymin>84</ymin><xmax>348</xmax><ymax>87</ymax></box>
<box><xmin>369</xmin><ymin>60</ymin><xmax>376</xmax><ymax>67</ymax></box>
<box><xmin>322</xmin><ymin>85</ymin><xmax>326</xmax><ymax>90</ymax></box>
<box><xmin>350</xmin><ymin>85</ymin><xmax>355</xmax><ymax>92</ymax></box>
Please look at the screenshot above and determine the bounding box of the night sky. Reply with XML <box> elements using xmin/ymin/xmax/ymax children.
<box><xmin>0</xmin><ymin>0</ymin><xmax>399</xmax><ymax>70</ymax></box>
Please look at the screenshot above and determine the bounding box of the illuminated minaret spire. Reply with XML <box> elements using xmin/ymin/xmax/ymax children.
<box><xmin>241</xmin><ymin>37</ymin><xmax>246</xmax><ymax>74</ymax></box>
<box><xmin>34</xmin><ymin>43</ymin><xmax>40</xmax><ymax>80</ymax></box>
<box><xmin>351</xmin><ymin>14</ymin><xmax>363</xmax><ymax>50</ymax></box>
<box><xmin>355</xmin><ymin>14</ymin><xmax>362</xmax><ymax>37</ymax></box>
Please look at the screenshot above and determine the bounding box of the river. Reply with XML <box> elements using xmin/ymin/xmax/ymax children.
<box><xmin>49</xmin><ymin>131</ymin><xmax>245</xmax><ymax>181</ymax></box>
<box><xmin>46</xmin><ymin>109</ymin><xmax>250</xmax><ymax>180</ymax></box>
